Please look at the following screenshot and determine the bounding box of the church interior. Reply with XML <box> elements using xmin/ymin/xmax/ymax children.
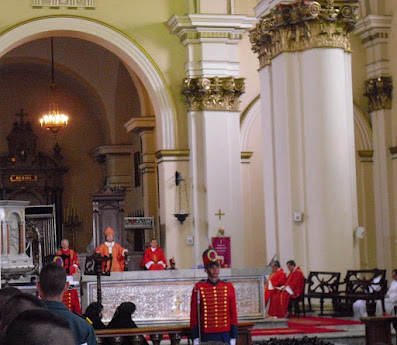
<box><xmin>0</xmin><ymin>0</ymin><xmax>395</xmax><ymax>290</ymax></box>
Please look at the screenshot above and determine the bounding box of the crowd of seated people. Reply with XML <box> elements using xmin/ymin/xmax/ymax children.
<box><xmin>0</xmin><ymin>261</ymin><xmax>145</xmax><ymax>345</ymax></box>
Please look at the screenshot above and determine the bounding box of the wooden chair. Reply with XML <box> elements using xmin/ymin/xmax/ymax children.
<box><xmin>288</xmin><ymin>291</ymin><xmax>306</xmax><ymax>317</ymax></box>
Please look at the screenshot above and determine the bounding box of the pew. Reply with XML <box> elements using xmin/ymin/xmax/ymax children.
<box><xmin>96</xmin><ymin>322</ymin><xmax>254</xmax><ymax>345</ymax></box>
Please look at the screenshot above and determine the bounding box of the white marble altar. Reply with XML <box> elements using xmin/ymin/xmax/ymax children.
<box><xmin>82</xmin><ymin>267</ymin><xmax>270</xmax><ymax>325</ymax></box>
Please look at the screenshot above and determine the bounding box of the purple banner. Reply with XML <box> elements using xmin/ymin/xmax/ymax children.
<box><xmin>212</xmin><ymin>237</ymin><xmax>231</xmax><ymax>268</ymax></box>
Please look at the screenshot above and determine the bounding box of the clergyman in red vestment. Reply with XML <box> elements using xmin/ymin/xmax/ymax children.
<box><xmin>268</xmin><ymin>260</ymin><xmax>305</xmax><ymax>318</ymax></box>
<box><xmin>265</xmin><ymin>260</ymin><xmax>287</xmax><ymax>306</ymax></box>
<box><xmin>141</xmin><ymin>238</ymin><xmax>167</xmax><ymax>270</ymax></box>
<box><xmin>95</xmin><ymin>227</ymin><xmax>128</xmax><ymax>272</ymax></box>
<box><xmin>56</xmin><ymin>239</ymin><xmax>80</xmax><ymax>275</ymax></box>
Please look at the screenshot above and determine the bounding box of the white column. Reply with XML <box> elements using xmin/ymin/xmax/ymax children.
<box><xmin>169</xmin><ymin>14</ymin><xmax>255</xmax><ymax>267</ymax></box>
<box><xmin>251</xmin><ymin>0</ymin><xmax>360</xmax><ymax>272</ymax></box>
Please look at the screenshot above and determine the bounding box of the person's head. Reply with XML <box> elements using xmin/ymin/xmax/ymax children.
<box><xmin>105</xmin><ymin>227</ymin><xmax>114</xmax><ymax>242</ymax></box>
<box><xmin>271</xmin><ymin>260</ymin><xmax>280</xmax><ymax>273</ymax></box>
<box><xmin>117</xmin><ymin>302</ymin><xmax>136</xmax><ymax>316</ymax></box>
<box><xmin>392</xmin><ymin>269</ymin><xmax>397</xmax><ymax>280</ymax></box>
<box><xmin>286</xmin><ymin>260</ymin><xmax>296</xmax><ymax>272</ymax></box>
<box><xmin>150</xmin><ymin>238</ymin><xmax>158</xmax><ymax>248</ymax></box>
<box><xmin>202</xmin><ymin>248</ymin><xmax>220</xmax><ymax>281</ymax></box>
<box><xmin>37</xmin><ymin>262</ymin><xmax>68</xmax><ymax>299</ymax></box>
<box><xmin>61</xmin><ymin>239</ymin><xmax>69</xmax><ymax>250</ymax></box>
<box><xmin>1</xmin><ymin>293</ymin><xmax>46</xmax><ymax>328</ymax></box>
<box><xmin>0</xmin><ymin>309</ymin><xmax>74</xmax><ymax>345</ymax></box>
<box><xmin>84</xmin><ymin>302</ymin><xmax>104</xmax><ymax>320</ymax></box>
<box><xmin>0</xmin><ymin>287</ymin><xmax>21</xmax><ymax>320</ymax></box>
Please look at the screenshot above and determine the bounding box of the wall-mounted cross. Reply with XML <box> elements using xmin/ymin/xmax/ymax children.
<box><xmin>15</xmin><ymin>108</ymin><xmax>28</xmax><ymax>123</ymax></box>
<box><xmin>215</xmin><ymin>209</ymin><xmax>225</xmax><ymax>220</ymax></box>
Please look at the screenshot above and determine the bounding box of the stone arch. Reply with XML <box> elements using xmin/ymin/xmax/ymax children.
<box><xmin>0</xmin><ymin>16</ymin><xmax>176</xmax><ymax>149</ymax></box>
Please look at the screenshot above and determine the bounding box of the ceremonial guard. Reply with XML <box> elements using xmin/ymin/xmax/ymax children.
<box><xmin>190</xmin><ymin>248</ymin><xmax>238</xmax><ymax>345</ymax></box>
<box><xmin>62</xmin><ymin>286</ymin><xmax>82</xmax><ymax>315</ymax></box>
<box><xmin>95</xmin><ymin>227</ymin><xmax>128</xmax><ymax>272</ymax></box>
<box><xmin>56</xmin><ymin>239</ymin><xmax>80</xmax><ymax>275</ymax></box>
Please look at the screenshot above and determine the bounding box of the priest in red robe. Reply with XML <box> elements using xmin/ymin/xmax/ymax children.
<box><xmin>268</xmin><ymin>260</ymin><xmax>305</xmax><ymax>318</ymax></box>
<box><xmin>56</xmin><ymin>239</ymin><xmax>80</xmax><ymax>275</ymax></box>
<box><xmin>95</xmin><ymin>227</ymin><xmax>128</xmax><ymax>272</ymax></box>
<box><xmin>141</xmin><ymin>238</ymin><xmax>167</xmax><ymax>270</ymax></box>
<box><xmin>265</xmin><ymin>260</ymin><xmax>287</xmax><ymax>306</ymax></box>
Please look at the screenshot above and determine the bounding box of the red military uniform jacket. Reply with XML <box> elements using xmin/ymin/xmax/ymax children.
<box><xmin>141</xmin><ymin>247</ymin><xmax>167</xmax><ymax>270</ymax></box>
<box><xmin>268</xmin><ymin>266</ymin><xmax>305</xmax><ymax>318</ymax></box>
<box><xmin>56</xmin><ymin>248</ymin><xmax>80</xmax><ymax>275</ymax></box>
<box><xmin>265</xmin><ymin>268</ymin><xmax>287</xmax><ymax>304</ymax></box>
<box><xmin>63</xmin><ymin>288</ymin><xmax>82</xmax><ymax>315</ymax></box>
<box><xmin>190</xmin><ymin>279</ymin><xmax>238</xmax><ymax>338</ymax></box>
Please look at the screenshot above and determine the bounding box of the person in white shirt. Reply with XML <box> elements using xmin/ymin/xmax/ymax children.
<box><xmin>376</xmin><ymin>269</ymin><xmax>397</xmax><ymax>316</ymax></box>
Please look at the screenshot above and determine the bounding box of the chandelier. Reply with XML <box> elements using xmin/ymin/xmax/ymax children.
<box><xmin>39</xmin><ymin>37</ymin><xmax>69</xmax><ymax>134</ymax></box>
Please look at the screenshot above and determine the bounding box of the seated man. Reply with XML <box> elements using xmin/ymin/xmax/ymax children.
<box><xmin>265</xmin><ymin>260</ymin><xmax>287</xmax><ymax>308</ymax></box>
<box><xmin>141</xmin><ymin>238</ymin><xmax>167</xmax><ymax>270</ymax></box>
<box><xmin>95</xmin><ymin>227</ymin><xmax>128</xmax><ymax>272</ymax></box>
<box><xmin>353</xmin><ymin>269</ymin><xmax>383</xmax><ymax>318</ymax></box>
<box><xmin>376</xmin><ymin>269</ymin><xmax>397</xmax><ymax>316</ymax></box>
<box><xmin>268</xmin><ymin>260</ymin><xmax>305</xmax><ymax>318</ymax></box>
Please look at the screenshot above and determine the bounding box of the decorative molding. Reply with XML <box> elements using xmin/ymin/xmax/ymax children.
<box><xmin>124</xmin><ymin>116</ymin><xmax>156</xmax><ymax>133</ymax></box>
<box><xmin>364</xmin><ymin>76</ymin><xmax>392</xmax><ymax>112</ymax></box>
<box><xmin>241</xmin><ymin>151</ymin><xmax>253</xmax><ymax>164</ymax></box>
<box><xmin>182</xmin><ymin>77</ymin><xmax>245</xmax><ymax>112</ymax></box>
<box><xmin>33</xmin><ymin>0</ymin><xmax>95</xmax><ymax>8</ymax></box>
<box><xmin>358</xmin><ymin>150</ymin><xmax>373</xmax><ymax>162</ymax></box>
<box><xmin>155</xmin><ymin>150</ymin><xmax>190</xmax><ymax>163</ymax></box>
<box><xmin>249</xmin><ymin>0</ymin><xmax>359</xmax><ymax>69</ymax></box>
<box><xmin>390</xmin><ymin>146</ymin><xmax>397</xmax><ymax>159</ymax></box>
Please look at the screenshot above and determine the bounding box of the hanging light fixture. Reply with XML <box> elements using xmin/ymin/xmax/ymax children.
<box><xmin>174</xmin><ymin>171</ymin><xmax>189</xmax><ymax>225</ymax></box>
<box><xmin>39</xmin><ymin>37</ymin><xmax>69</xmax><ymax>134</ymax></box>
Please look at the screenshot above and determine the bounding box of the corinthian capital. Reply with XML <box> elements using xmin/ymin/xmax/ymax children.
<box><xmin>182</xmin><ymin>77</ymin><xmax>245</xmax><ymax>112</ymax></box>
<box><xmin>249</xmin><ymin>0</ymin><xmax>359</xmax><ymax>69</ymax></box>
<box><xmin>364</xmin><ymin>76</ymin><xmax>393</xmax><ymax>112</ymax></box>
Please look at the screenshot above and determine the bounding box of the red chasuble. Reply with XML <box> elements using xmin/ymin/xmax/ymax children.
<box><xmin>56</xmin><ymin>248</ymin><xmax>80</xmax><ymax>275</ymax></box>
<box><xmin>265</xmin><ymin>268</ymin><xmax>287</xmax><ymax>304</ymax></box>
<box><xmin>141</xmin><ymin>247</ymin><xmax>167</xmax><ymax>270</ymax></box>
<box><xmin>95</xmin><ymin>242</ymin><xmax>126</xmax><ymax>272</ymax></box>
<box><xmin>268</xmin><ymin>266</ymin><xmax>305</xmax><ymax>318</ymax></box>
<box><xmin>190</xmin><ymin>280</ymin><xmax>238</xmax><ymax>339</ymax></box>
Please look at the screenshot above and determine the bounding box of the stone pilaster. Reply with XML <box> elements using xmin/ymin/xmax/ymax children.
<box><xmin>169</xmin><ymin>14</ymin><xmax>254</xmax><ymax>267</ymax></box>
<box><xmin>355</xmin><ymin>14</ymin><xmax>395</xmax><ymax>272</ymax></box>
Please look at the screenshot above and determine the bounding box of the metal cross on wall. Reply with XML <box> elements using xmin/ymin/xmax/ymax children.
<box><xmin>215</xmin><ymin>209</ymin><xmax>225</xmax><ymax>220</ymax></box>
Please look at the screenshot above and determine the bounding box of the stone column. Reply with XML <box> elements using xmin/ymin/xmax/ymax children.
<box><xmin>169</xmin><ymin>14</ymin><xmax>255</xmax><ymax>267</ymax></box>
<box><xmin>250</xmin><ymin>0</ymin><xmax>360</xmax><ymax>272</ymax></box>
<box><xmin>354</xmin><ymin>15</ymin><xmax>395</xmax><ymax>272</ymax></box>
<box><xmin>124</xmin><ymin>117</ymin><xmax>158</xmax><ymax>239</ymax></box>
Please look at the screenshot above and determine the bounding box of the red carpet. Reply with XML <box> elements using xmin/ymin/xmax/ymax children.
<box><xmin>288</xmin><ymin>316</ymin><xmax>362</xmax><ymax>328</ymax></box>
<box><xmin>252</xmin><ymin>316</ymin><xmax>362</xmax><ymax>337</ymax></box>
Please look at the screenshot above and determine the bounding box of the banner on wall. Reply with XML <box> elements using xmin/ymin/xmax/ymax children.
<box><xmin>211</xmin><ymin>236</ymin><xmax>231</xmax><ymax>268</ymax></box>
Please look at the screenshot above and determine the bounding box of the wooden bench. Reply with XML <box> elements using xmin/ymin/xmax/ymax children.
<box><xmin>96</xmin><ymin>322</ymin><xmax>254</xmax><ymax>345</ymax></box>
<box><xmin>304</xmin><ymin>271</ymin><xmax>341</xmax><ymax>316</ymax></box>
<box><xmin>333</xmin><ymin>269</ymin><xmax>388</xmax><ymax>317</ymax></box>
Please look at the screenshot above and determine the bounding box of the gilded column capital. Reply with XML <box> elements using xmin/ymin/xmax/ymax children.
<box><xmin>249</xmin><ymin>0</ymin><xmax>359</xmax><ymax>69</ymax></box>
<box><xmin>364</xmin><ymin>76</ymin><xmax>392</xmax><ymax>112</ymax></box>
<box><xmin>182</xmin><ymin>77</ymin><xmax>245</xmax><ymax>112</ymax></box>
